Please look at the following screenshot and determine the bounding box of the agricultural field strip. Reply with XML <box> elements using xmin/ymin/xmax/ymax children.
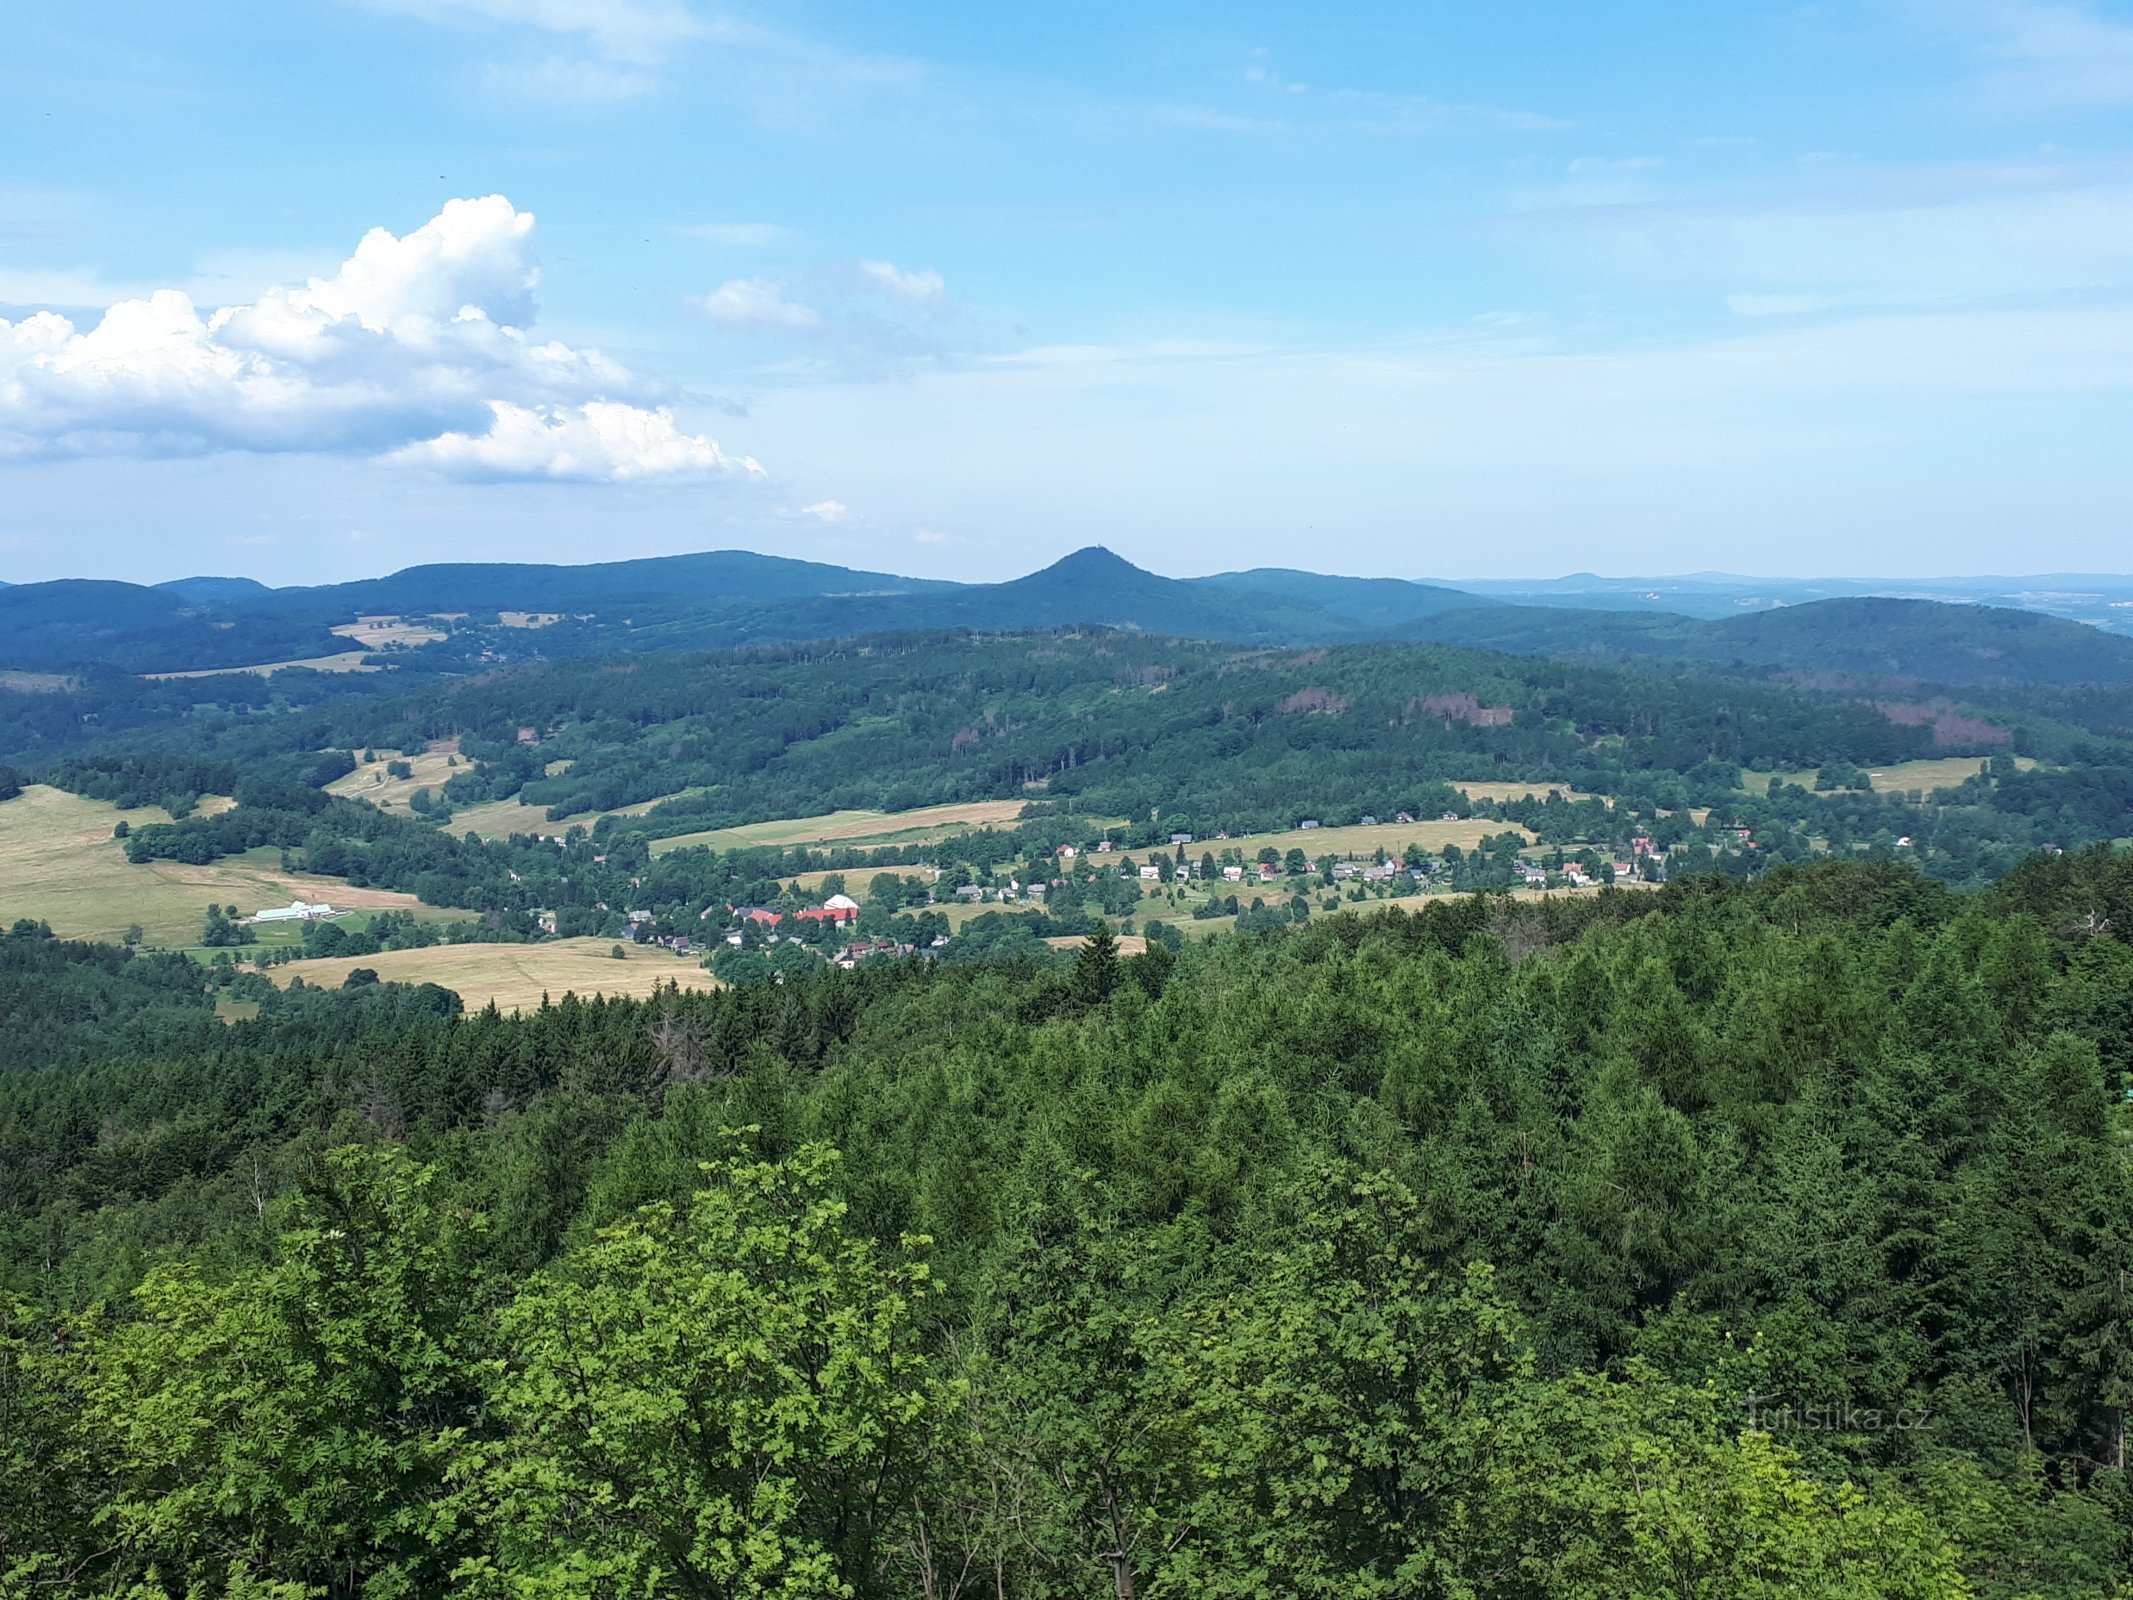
<box><xmin>330</xmin><ymin>616</ymin><xmax>448</xmax><ymax>648</ymax></box>
<box><xmin>143</xmin><ymin>652</ymin><xmax>382</xmax><ymax>680</ymax></box>
<box><xmin>265</xmin><ymin>938</ymin><xmax>716</xmax><ymax>1013</ymax></box>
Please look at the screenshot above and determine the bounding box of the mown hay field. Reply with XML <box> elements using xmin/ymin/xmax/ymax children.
<box><xmin>266</xmin><ymin>938</ymin><xmax>717</xmax><ymax>1013</ymax></box>
<box><xmin>1174</xmin><ymin>817</ymin><xmax>1533</xmax><ymax>865</ymax></box>
<box><xmin>1452</xmin><ymin>780</ymin><xmax>1602</xmax><ymax>805</ymax></box>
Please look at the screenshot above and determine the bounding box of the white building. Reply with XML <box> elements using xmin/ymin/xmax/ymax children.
<box><xmin>251</xmin><ymin>900</ymin><xmax>336</xmax><ymax>924</ymax></box>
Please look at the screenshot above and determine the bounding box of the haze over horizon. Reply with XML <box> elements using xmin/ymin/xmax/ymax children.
<box><xmin>7</xmin><ymin>2</ymin><xmax>2133</xmax><ymax>585</ymax></box>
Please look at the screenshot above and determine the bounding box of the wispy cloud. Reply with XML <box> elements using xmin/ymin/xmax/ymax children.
<box><xmin>348</xmin><ymin>0</ymin><xmax>920</xmax><ymax>106</ymax></box>
<box><xmin>857</xmin><ymin>260</ymin><xmax>947</xmax><ymax>311</ymax></box>
<box><xmin>1496</xmin><ymin>153</ymin><xmax>2133</xmax><ymax>320</ymax></box>
<box><xmin>702</xmin><ymin>276</ymin><xmax>823</xmax><ymax>330</ymax></box>
<box><xmin>1948</xmin><ymin>0</ymin><xmax>2133</xmax><ymax>108</ymax></box>
<box><xmin>698</xmin><ymin>261</ymin><xmax>963</xmax><ymax>375</ymax></box>
<box><xmin>354</xmin><ymin>0</ymin><xmax>710</xmax><ymax>68</ymax></box>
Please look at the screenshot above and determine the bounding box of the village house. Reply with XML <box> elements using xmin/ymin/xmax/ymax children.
<box><xmin>1138</xmin><ymin>865</ymin><xmax>1161</xmax><ymax>881</ymax></box>
<box><xmin>1223</xmin><ymin>864</ymin><xmax>1246</xmax><ymax>882</ymax></box>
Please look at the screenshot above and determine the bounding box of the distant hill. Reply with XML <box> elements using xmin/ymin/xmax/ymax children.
<box><xmin>1194</xmin><ymin>567</ymin><xmax>1498</xmax><ymax>629</ymax></box>
<box><xmin>7</xmin><ymin>546</ymin><xmax>2133</xmax><ymax>689</ymax></box>
<box><xmin>153</xmin><ymin>576</ymin><xmax>274</xmax><ymax>603</ymax></box>
<box><xmin>1450</xmin><ymin>570</ymin><xmax>2133</xmax><ymax>634</ymax></box>
<box><xmin>0</xmin><ymin>580</ymin><xmax>340</xmax><ymax>673</ymax></box>
<box><xmin>1408</xmin><ymin>596</ymin><xmax>2133</xmax><ymax>686</ymax></box>
<box><xmin>270</xmin><ymin>549</ymin><xmax>959</xmax><ymax>620</ymax></box>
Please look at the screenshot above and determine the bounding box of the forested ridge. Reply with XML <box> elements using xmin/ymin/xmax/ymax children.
<box><xmin>5</xmin><ymin>851</ymin><xmax>2133</xmax><ymax>1597</ymax></box>
<box><xmin>27</xmin><ymin>631</ymin><xmax>2129</xmax><ymax>928</ymax></box>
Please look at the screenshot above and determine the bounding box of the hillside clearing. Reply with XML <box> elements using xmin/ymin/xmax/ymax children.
<box><xmin>266</xmin><ymin>938</ymin><xmax>716</xmax><ymax>1013</ymax></box>
<box><xmin>0</xmin><ymin>670</ymin><xmax>78</xmax><ymax>693</ymax></box>
<box><xmin>328</xmin><ymin>741</ymin><xmax>465</xmax><ymax>812</ymax></box>
<box><xmin>451</xmin><ymin>788</ymin><xmax>700</xmax><ymax>841</ymax></box>
<box><xmin>1743</xmin><ymin>756</ymin><xmax>2037</xmax><ymax>796</ymax></box>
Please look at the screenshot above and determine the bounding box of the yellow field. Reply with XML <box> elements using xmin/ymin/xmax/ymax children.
<box><xmin>331</xmin><ymin>615</ymin><xmax>446</xmax><ymax>648</ymax></box>
<box><xmin>499</xmin><ymin>611</ymin><xmax>565</xmax><ymax>628</ymax></box>
<box><xmin>144</xmin><ymin>651</ymin><xmax>381</xmax><ymax>680</ymax></box>
<box><xmin>0</xmin><ymin>785</ymin><xmax>463</xmax><ymax>945</ymax></box>
<box><xmin>1044</xmin><ymin>934</ymin><xmax>1148</xmax><ymax>957</ymax></box>
<box><xmin>266</xmin><ymin>938</ymin><xmax>718</xmax><ymax>1013</ymax></box>
<box><xmin>327</xmin><ymin>741</ymin><xmax>465</xmax><ymax>813</ymax></box>
<box><xmin>1453</xmin><ymin>780</ymin><xmax>1600</xmax><ymax>804</ymax></box>
<box><xmin>1744</xmin><ymin>756</ymin><xmax>2036</xmax><ymax>797</ymax></box>
<box><xmin>650</xmin><ymin>800</ymin><xmax>1029</xmax><ymax>856</ymax></box>
<box><xmin>1165</xmin><ymin>877</ymin><xmax>1660</xmax><ymax>939</ymax></box>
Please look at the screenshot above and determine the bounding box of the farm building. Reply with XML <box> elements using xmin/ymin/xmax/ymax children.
<box><xmin>250</xmin><ymin>900</ymin><xmax>337</xmax><ymax>924</ymax></box>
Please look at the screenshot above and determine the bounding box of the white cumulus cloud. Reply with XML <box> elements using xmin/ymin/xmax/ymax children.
<box><xmin>798</xmin><ymin>498</ymin><xmax>847</xmax><ymax>520</ymax></box>
<box><xmin>389</xmin><ymin>400</ymin><xmax>761</xmax><ymax>481</ymax></box>
<box><xmin>0</xmin><ymin>195</ymin><xmax>753</xmax><ymax>483</ymax></box>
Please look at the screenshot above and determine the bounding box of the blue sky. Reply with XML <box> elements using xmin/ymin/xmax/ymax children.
<box><xmin>4</xmin><ymin>1</ymin><xmax>2133</xmax><ymax>585</ymax></box>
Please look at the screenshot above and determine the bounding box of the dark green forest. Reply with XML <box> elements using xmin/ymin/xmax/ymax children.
<box><xmin>5</xmin><ymin>850</ymin><xmax>2133</xmax><ymax>1598</ymax></box>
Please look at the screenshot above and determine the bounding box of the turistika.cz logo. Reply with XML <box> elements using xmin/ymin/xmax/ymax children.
<box><xmin>1740</xmin><ymin>1393</ymin><xmax>1932</xmax><ymax>1433</ymax></box>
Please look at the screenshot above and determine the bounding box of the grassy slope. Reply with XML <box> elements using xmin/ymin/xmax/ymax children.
<box><xmin>0</xmin><ymin>786</ymin><xmax>464</xmax><ymax>945</ymax></box>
